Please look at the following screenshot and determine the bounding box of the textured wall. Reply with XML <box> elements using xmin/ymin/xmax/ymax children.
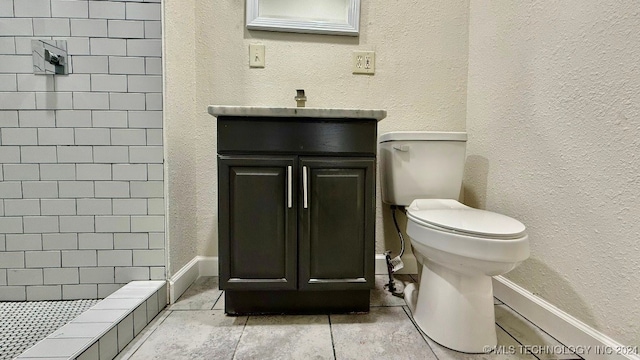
<box><xmin>162</xmin><ymin>0</ymin><xmax>470</xmax><ymax>271</ymax></box>
<box><xmin>466</xmin><ymin>1</ymin><xmax>640</xmax><ymax>345</ymax></box>
<box><xmin>163</xmin><ymin>0</ymin><xmax>198</xmax><ymax>276</ymax></box>
<box><xmin>0</xmin><ymin>0</ymin><xmax>164</xmax><ymax>301</ymax></box>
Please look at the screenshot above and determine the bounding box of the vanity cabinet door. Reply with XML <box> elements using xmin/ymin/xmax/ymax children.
<box><xmin>298</xmin><ymin>157</ymin><xmax>375</xmax><ymax>291</ymax></box>
<box><xmin>218</xmin><ymin>156</ymin><xmax>297</xmax><ymax>291</ymax></box>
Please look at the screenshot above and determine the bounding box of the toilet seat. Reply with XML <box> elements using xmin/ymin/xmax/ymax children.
<box><xmin>407</xmin><ymin>199</ymin><xmax>526</xmax><ymax>239</ymax></box>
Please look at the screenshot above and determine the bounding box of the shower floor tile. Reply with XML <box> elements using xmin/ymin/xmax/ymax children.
<box><xmin>0</xmin><ymin>299</ymin><xmax>99</xmax><ymax>360</ymax></box>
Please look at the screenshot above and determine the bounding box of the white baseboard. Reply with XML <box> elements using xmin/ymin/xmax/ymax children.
<box><xmin>168</xmin><ymin>256</ymin><xmax>218</xmax><ymax>304</ymax></box>
<box><xmin>375</xmin><ymin>253</ymin><xmax>418</xmax><ymax>275</ymax></box>
<box><xmin>493</xmin><ymin>276</ymin><xmax>640</xmax><ymax>360</ymax></box>
<box><xmin>168</xmin><ymin>256</ymin><xmax>199</xmax><ymax>304</ymax></box>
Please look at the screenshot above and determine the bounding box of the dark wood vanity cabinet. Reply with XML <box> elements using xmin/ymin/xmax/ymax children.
<box><xmin>218</xmin><ymin>156</ymin><xmax>298</xmax><ymax>291</ymax></box>
<box><xmin>216</xmin><ymin>116</ymin><xmax>378</xmax><ymax>314</ymax></box>
<box><xmin>298</xmin><ymin>157</ymin><xmax>374</xmax><ymax>292</ymax></box>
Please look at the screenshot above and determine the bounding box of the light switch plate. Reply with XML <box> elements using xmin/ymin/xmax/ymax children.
<box><xmin>249</xmin><ymin>44</ymin><xmax>265</xmax><ymax>68</ymax></box>
<box><xmin>352</xmin><ymin>51</ymin><xmax>375</xmax><ymax>74</ymax></box>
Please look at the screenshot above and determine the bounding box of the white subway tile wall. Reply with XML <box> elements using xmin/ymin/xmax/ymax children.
<box><xmin>0</xmin><ymin>0</ymin><xmax>164</xmax><ymax>301</ymax></box>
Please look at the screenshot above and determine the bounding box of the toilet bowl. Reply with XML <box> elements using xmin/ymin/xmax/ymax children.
<box><xmin>377</xmin><ymin>131</ymin><xmax>530</xmax><ymax>353</ymax></box>
<box><xmin>403</xmin><ymin>199</ymin><xmax>529</xmax><ymax>353</ymax></box>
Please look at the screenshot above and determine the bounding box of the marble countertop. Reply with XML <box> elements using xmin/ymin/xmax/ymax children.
<box><xmin>208</xmin><ymin>106</ymin><xmax>387</xmax><ymax>121</ymax></box>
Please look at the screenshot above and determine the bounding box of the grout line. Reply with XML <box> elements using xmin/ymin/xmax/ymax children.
<box><xmin>497</xmin><ymin>302</ymin><xmax>582</xmax><ymax>359</ymax></box>
<box><xmin>327</xmin><ymin>314</ymin><xmax>337</xmax><ymax>360</ymax></box>
<box><xmin>230</xmin><ymin>315</ymin><xmax>249</xmax><ymax>360</ymax></box>
<box><xmin>400</xmin><ymin>305</ymin><xmax>441</xmax><ymax>360</ymax></box>
<box><xmin>496</xmin><ymin>322</ymin><xmax>541</xmax><ymax>360</ymax></box>
<box><xmin>210</xmin><ymin>291</ymin><xmax>223</xmax><ymax>310</ymax></box>
<box><xmin>495</xmin><ymin>304</ymin><xmax>578</xmax><ymax>359</ymax></box>
<box><xmin>120</xmin><ymin>310</ymin><xmax>171</xmax><ymax>360</ymax></box>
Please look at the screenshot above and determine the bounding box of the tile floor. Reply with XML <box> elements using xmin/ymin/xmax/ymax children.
<box><xmin>0</xmin><ymin>299</ymin><xmax>100</xmax><ymax>360</ymax></box>
<box><xmin>15</xmin><ymin>281</ymin><xmax>166</xmax><ymax>360</ymax></box>
<box><xmin>116</xmin><ymin>276</ymin><xmax>582</xmax><ymax>360</ymax></box>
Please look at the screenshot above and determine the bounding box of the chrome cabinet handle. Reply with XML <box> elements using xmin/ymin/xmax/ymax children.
<box><xmin>303</xmin><ymin>166</ymin><xmax>308</xmax><ymax>209</ymax></box>
<box><xmin>287</xmin><ymin>166</ymin><xmax>292</xmax><ymax>208</ymax></box>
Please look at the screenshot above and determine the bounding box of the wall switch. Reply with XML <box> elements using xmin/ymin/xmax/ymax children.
<box><xmin>352</xmin><ymin>51</ymin><xmax>375</xmax><ymax>74</ymax></box>
<box><xmin>249</xmin><ymin>44</ymin><xmax>265</xmax><ymax>68</ymax></box>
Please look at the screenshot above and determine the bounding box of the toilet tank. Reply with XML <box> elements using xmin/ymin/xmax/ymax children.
<box><xmin>378</xmin><ymin>131</ymin><xmax>467</xmax><ymax>206</ymax></box>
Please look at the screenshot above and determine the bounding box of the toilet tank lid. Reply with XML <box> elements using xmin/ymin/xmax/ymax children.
<box><xmin>378</xmin><ymin>131</ymin><xmax>467</xmax><ymax>143</ymax></box>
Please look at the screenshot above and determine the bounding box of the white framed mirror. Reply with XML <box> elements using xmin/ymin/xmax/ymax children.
<box><xmin>246</xmin><ymin>0</ymin><xmax>360</xmax><ymax>36</ymax></box>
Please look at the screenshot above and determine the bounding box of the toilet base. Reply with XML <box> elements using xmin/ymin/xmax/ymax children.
<box><xmin>406</xmin><ymin>261</ymin><xmax>496</xmax><ymax>353</ymax></box>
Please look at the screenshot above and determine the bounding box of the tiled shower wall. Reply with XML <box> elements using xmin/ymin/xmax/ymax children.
<box><xmin>0</xmin><ymin>0</ymin><xmax>164</xmax><ymax>301</ymax></box>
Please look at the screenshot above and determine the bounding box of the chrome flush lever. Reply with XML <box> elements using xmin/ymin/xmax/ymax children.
<box><xmin>393</xmin><ymin>145</ymin><xmax>409</xmax><ymax>152</ymax></box>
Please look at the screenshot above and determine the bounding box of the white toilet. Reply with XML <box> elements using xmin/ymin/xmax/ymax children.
<box><xmin>378</xmin><ymin>131</ymin><xmax>530</xmax><ymax>353</ymax></box>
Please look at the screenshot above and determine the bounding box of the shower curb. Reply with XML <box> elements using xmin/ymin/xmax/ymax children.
<box><xmin>16</xmin><ymin>280</ymin><xmax>167</xmax><ymax>360</ymax></box>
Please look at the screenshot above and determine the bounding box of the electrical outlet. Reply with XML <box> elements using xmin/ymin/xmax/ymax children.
<box><xmin>249</xmin><ymin>44</ymin><xmax>265</xmax><ymax>68</ymax></box>
<box><xmin>352</xmin><ymin>51</ymin><xmax>375</xmax><ymax>74</ymax></box>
